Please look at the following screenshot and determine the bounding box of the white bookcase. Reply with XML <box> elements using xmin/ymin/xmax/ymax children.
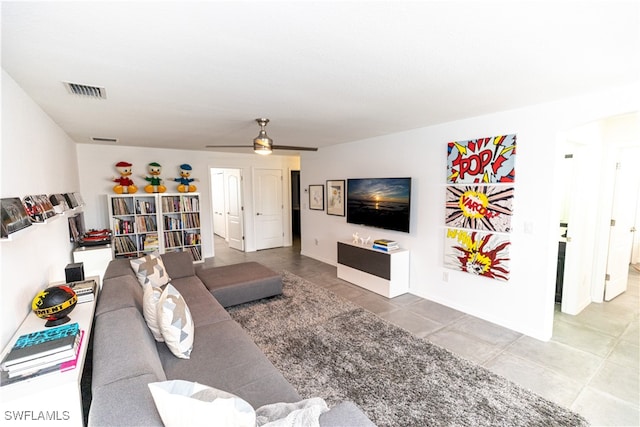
<box><xmin>159</xmin><ymin>193</ymin><xmax>202</xmax><ymax>262</ymax></box>
<box><xmin>108</xmin><ymin>194</ymin><xmax>160</xmax><ymax>259</ymax></box>
<box><xmin>108</xmin><ymin>193</ymin><xmax>202</xmax><ymax>263</ymax></box>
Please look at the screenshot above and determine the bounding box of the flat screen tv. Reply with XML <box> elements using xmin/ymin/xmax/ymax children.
<box><xmin>346</xmin><ymin>177</ymin><xmax>412</xmax><ymax>233</ymax></box>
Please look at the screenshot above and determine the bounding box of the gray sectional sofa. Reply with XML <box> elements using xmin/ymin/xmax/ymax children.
<box><xmin>89</xmin><ymin>251</ymin><xmax>374</xmax><ymax>426</ymax></box>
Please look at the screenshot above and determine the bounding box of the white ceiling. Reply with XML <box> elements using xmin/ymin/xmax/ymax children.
<box><xmin>2</xmin><ymin>1</ymin><xmax>639</xmax><ymax>154</ymax></box>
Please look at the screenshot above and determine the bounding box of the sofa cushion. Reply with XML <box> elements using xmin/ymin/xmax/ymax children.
<box><xmin>89</xmin><ymin>373</ymin><xmax>164</xmax><ymax>427</ymax></box>
<box><xmin>157</xmin><ymin>284</ymin><xmax>194</xmax><ymax>359</ymax></box>
<box><xmin>170</xmin><ymin>276</ymin><xmax>231</xmax><ymax>327</ymax></box>
<box><xmin>94</xmin><ymin>274</ymin><xmax>143</xmax><ymax>317</ymax></box>
<box><xmin>161</xmin><ymin>251</ymin><xmax>196</xmax><ymax>279</ymax></box>
<box><xmin>158</xmin><ymin>319</ymin><xmax>301</xmax><ymax>408</ymax></box>
<box><xmin>148</xmin><ymin>380</ymin><xmax>256</xmax><ymax>427</ymax></box>
<box><xmin>103</xmin><ymin>258</ymin><xmax>137</xmax><ymax>281</ymax></box>
<box><xmin>92</xmin><ymin>307</ymin><xmax>167</xmax><ymax>387</ymax></box>
<box><xmin>130</xmin><ymin>251</ymin><xmax>171</xmax><ymax>287</ymax></box>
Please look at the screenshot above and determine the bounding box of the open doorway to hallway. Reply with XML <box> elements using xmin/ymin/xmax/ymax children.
<box><xmin>291</xmin><ymin>170</ymin><xmax>301</xmax><ymax>252</ymax></box>
<box><xmin>556</xmin><ymin>112</ymin><xmax>639</xmax><ymax>317</ymax></box>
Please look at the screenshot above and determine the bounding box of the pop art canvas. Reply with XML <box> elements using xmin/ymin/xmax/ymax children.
<box><xmin>444</xmin><ymin>228</ymin><xmax>511</xmax><ymax>281</ymax></box>
<box><xmin>445</xmin><ymin>185</ymin><xmax>514</xmax><ymax>232</ymax></box>
<box><xmin>447</xmin><ymin>134</ymin><xmax>516</xmax><ymax>184</ymax></box>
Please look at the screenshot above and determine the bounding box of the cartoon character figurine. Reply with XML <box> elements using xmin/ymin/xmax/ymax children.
<box><xmin>112</xmin><ymin>161</ymin><xmax>138</xmax><ymax>194</ymax></box>
<box><xmin>174</xmin><ymin>163</ymin><xmax>198</xmax><ymax>193</ymax></box>
<box><xmin>143</xmin><ymin>162</ymin><xmax>166</xmax><ymax>193</ymax></box>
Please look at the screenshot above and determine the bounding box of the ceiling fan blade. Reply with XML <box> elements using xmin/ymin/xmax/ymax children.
<box><xmin>205</xmin><ymin>145</ymin><xmax>253</xmax><ymax>148</ymax></box>
<box><xmin>272</xmin><ymin>145</ymin><xmax>318</xmax><ymax>151</ymax></box>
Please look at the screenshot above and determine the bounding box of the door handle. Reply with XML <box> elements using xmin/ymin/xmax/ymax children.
<box><xmin>256</xmin><ymin>212</ymin><xmax>261</xmax><ymax>216</ymax></box>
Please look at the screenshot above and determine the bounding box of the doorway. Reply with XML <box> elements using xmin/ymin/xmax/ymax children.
<box><xmin>557</xmin><ymin>113</ymin><xmax>639</xmax><ymax>315</ymax></box>
<box><xmin>210</xmin><ymin>168</ymin><xmax>245</xmax><ymax>252</ymax></box>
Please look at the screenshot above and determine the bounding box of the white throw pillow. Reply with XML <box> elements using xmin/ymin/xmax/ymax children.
<box><xmin>130</xmin><ymin>251</ymin><xmax>170</xmax><ymax>288</ymax></box>
<box><xmin>157</xmin><ymin>284</ymin><xmax>194</xmax><ymax>359</ymax></box>
<box><xmin>148</xmin><ymin>380</ymin><xmax>256</xmax><ymax>427</ymax></box>
<box><xmin>142</xmin><ymin>283</ymin><xmax>165</xmax><ymax>342</ymax></box>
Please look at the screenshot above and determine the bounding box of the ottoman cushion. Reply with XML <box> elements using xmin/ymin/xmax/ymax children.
<box><xmin>196</xmin><ymin>262</ymin><xmax>282</xmax><ymax>307</ymax></box>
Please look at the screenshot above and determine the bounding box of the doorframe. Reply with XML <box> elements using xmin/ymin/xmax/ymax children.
<box><xmin>209</xmin><ymin>167</ymin><xmax>246</xmax><ymax>252</ymax></box>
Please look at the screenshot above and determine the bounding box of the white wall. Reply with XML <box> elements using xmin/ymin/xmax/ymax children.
<box><xmin>300</xmin><ymin>83</ymin><xmax>639</xmax><ymax>340</ymax></box>
<box><xmin>75</xmin><ymin>144</ymin><xmax>299</xmax><ymax>256</ymax></box>
<box><xmin>1</xmin><ymin>70</ymin><xmax>81</xmax><ymax>349</ymax></box>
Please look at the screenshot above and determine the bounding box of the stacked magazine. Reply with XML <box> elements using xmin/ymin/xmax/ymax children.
<box><xmin>68</xmin><ymin>279</ymin><xmax>97</xmax><ymax>303</ymax></box>
<box><xmin>372</xmin><ymin>239</ymin><xmax>400</xmax><ymax>252</ymax></box>
<box><xmin>1</xmin><ymin>322</ymin><xmax>84</xmax><ymax>385</ymax></box>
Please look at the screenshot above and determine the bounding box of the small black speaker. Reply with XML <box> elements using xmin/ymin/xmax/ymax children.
<box><xmin>65</xmin><ymin>262</ymin><xmax>85</xmax><ymax>283</ymax></box>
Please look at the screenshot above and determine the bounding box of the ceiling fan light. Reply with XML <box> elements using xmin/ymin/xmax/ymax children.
<box><xmin>253</xmin><ymin>135</ymin><xmax>272</xmax><ymax>155</ymax></box>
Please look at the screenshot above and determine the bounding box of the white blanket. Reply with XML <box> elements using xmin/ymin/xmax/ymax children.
<box><xmin>256</xmin><ymin>397</ymin><xmax>329</xmax><ymax>427</ymax></box>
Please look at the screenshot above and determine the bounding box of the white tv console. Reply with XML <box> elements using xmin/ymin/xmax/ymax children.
<box><xmin>336</xmin><ymin>240</ymin><xmax>409</xmax><ymax>298</ymax></box>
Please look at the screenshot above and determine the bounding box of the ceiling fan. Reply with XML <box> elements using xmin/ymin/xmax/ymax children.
<box><xmin>206</xmin><ymin>118</ymin><xmax>318</xmax><ymax>155</ymax></box>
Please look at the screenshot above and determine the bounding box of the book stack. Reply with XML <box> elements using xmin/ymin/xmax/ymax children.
<box><xmin>1</xmin><ymin>323</ymin><xmax>84</xmax><ymax>384</ymax></box>
<box><xmin>68</xmin><ymin>279</ymin><xmax>97</xmax><ymax>303</ymax></box>
<box><xmin>373</xmin><ymin>239</ymin><xmax>400</xmax><ymax>252</ymax></box>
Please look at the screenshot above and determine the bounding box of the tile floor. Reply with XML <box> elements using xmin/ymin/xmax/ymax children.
<box><xmin>205</xmin><ymin>237</ymin><xmax>639</xmax><ymax>426</ymax></box>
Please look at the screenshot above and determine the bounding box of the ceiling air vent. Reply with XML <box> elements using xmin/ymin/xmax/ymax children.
<box><xmin>64</xmin><ymin>82</ymin><xmax>107</xmax><ymax>99</ymax></box>
<box><xmin>91</xmin><ymin>137</ymin><xmax>118</xmax><ymax>143</ymax></box>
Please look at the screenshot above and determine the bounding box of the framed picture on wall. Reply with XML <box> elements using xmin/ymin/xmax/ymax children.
<box><xmin>309</xmin><ymin>185</ymin><xmax>324</xmax><ymax>211</ymax></box>
<box><xmin>326</xmin><ymin>180</ymin><xmax>345</xmax><ymax>216</ymax></box>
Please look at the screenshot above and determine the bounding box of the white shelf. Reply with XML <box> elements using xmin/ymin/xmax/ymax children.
<box><xmin>337</xmin><ymin>240</ymin><xmax>409</xmax><ymax>298</ymax></box>
<box><xmin>0</xmin><ymin>277</ymin><xmax>99</xmax><ymax>427</ymax></box>
<box><xmin>108</xmin><ymin>193</ymin><xmax>203</xmax><ymax>262</ymax></box>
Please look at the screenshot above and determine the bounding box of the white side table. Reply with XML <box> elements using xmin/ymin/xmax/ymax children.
<box><xmin>0</xmin><ymin>276</ymin><xmax>99</xmax><ymax>426</ymax></box>
<box><xmin>73</xmin><ymin>245</ymin><xmax>112</xmax><ymax>284</ymax></box>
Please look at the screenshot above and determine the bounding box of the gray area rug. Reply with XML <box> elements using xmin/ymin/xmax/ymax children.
<box><xmin>228</xmin><ymin>271</ymin><xmax>589</xmax><ymax>426</ymax></box>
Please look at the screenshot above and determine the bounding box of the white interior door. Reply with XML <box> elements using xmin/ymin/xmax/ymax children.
<box><xmin>561</xmin><ymin>145</ymin><xmax>596</xmax><ymax>314</ymax></box>
<box><xmin>211</xmin><ymin>170</ymin><xmax>226</xmax><ymax>238</ymax></box>
<box><xmin>604</xmin><ymin>155</ymin><xmax>638</xmax><ymax>300</ymax></box>
<box><xmin>254</xmin><ymin>168</ymin><xmax>284</xmax><ymax>250</ymax></box>
<box><xmin>226</xmin><ymin>169</ymin><xmax>244</xmax><ymax>251</ymax></box>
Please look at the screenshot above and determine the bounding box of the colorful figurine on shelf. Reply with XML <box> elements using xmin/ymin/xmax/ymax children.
<box><xmin>112</xmin><ymin>161</ymin><xmax>138</xmax><ymax>194</ymax></box>
<box><xmin>174</xmin><ymin>163</ymin><xmax>198</xmax><ymax>193</ymax></box>
<box><xmin>143</xmin><ymin>162</ymin><xmax>166</xmax><ymax>193</ymax></box>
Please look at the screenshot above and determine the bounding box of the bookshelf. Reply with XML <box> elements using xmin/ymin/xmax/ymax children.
<box><xmin>160</xmin><ymin>193</ymin><xmax>202</xmax><ymax>263</ymax></box>
<box><xmin>108</xmin><ymin>193</ymin><xmax>202</xmax><ymax>263</ymax></box>
<box><xmin>108</xmin><ymin>195</ymin><xmax>160</xmax><ymax>259</ymax></box>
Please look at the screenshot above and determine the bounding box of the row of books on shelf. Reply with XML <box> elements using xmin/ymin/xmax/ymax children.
<box><xmin>164</xmin><ymin>231</ymin><xmax>184</xmax><ymax>248</ymax></box>
<box><xmin>160</xmin><ymin>196</ymin><xmax>199</xmax><ymax>213</ymax></box>
<box><xmin>181</xmin><ymin>197</ymin><xmax>199</xmax><ymax>212</ymax></box>
<box><xmin>164</xmin><ymin>216</ymin><xmax>183</xmax><ymax>230</ymax></box>
<box><xmin>139</xmin><ymin>234</ymin><xmax>159</xmax><ymax>251</ymax></box>
<box><xmin>111</xmin><ymin>197</ymin><xmax>132</xmax><ymax>216</ymax></box>
<box><xmin>136</xmin><ymin>199</ymin><xmax>156</xmax><ymax>214</ymax></box>
<box><xmin>1</xmin><ymin>322</ymin><xmax>85</xmax><ymax>385</ymax></box>
<box><xmin>113</xmin><ymin>235</ymin><xmax>137</xmax><ymax>254</ymax></box>
<box><xmin>1</xmin><ymin>193</ymin><xmax>84</xmax><ymax>238</ymax></box>
<box><xmin>136</xmin><ymin>215</ymin><xmax>157</xmax><ymax>232</ymax></box>
<box><xmin>161</xmin><ymin>196</ymin><xmax>182</xmax><ymax>213</ymax></box>
<box><xmin>183</xmin><ymin>212</ymin><xmax>200</xmax><ymax>228</ymax></box>
<box><xmin>372</xmin><ymin>239</ymin><xmax>400</xmax><ymax>252</ymax></box>
<box><xmin>184</xmin><ymin>232</ymin><xmax>201</xmax><ymax>246</ymax></box>
<box><xmin>113</xmin><ymin>218</ymin><xmax>135</xmax><ymax>235</ymax></box>
<box><xmin>186</xmin><ymin>246</ymin><xmax>202</xmax><ymax>261</ymax></box>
